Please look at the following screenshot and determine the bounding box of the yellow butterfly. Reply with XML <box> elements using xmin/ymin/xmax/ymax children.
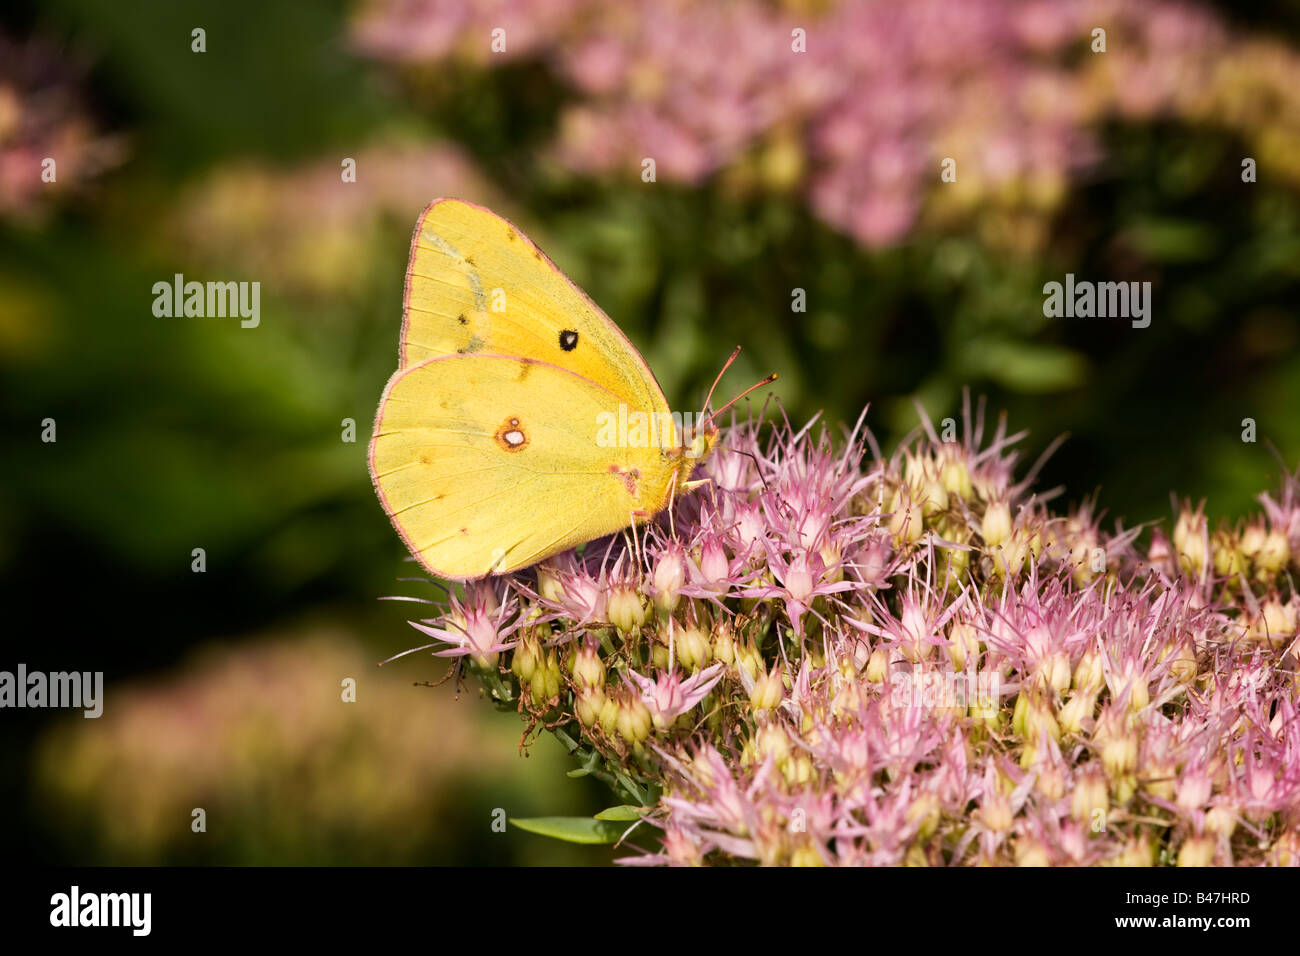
<box><xmin>369</xmin><ymin>199</ymin><xmax>774</xmax><ymax>579</ymax></box>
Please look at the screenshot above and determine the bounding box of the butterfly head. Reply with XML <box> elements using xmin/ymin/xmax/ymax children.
<box><xmin>679</xmin><ymin>419</ymin><xmax>720</xmax><ymax>462</ymax></box>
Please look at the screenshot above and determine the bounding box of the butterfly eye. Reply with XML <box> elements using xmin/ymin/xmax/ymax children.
<box><xmin>559</xmin><ymin>329</ymin><xmax>578</xmax><ymax>351</ymax></box>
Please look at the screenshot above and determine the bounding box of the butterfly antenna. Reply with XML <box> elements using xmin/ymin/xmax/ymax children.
<box><xmin>701</xmin><ymin>372</ymin><xmax>779</xmax><ymax>431</ymax></box>
<box><xmin>698</xmin><ymin>346</ymin><xmax>743</xmax><ymax>419</ymax></box>
<box><xmin>718</xmin><ymin>445</ymin><xmax>770</xmax><ymax>493</ymax></box>
<box><xmin>627</xmin><ymin>512</ymin><xmax>643</xmax><ymax>570</ymax></box>
<box><xmin>666</xmin><ymin>470</ymin><xmax>679</xmax><ymax>539</ymax></box>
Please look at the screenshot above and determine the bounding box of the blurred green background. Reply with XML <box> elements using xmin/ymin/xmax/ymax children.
<box><xmin>2</xmin><ymin>0</ymin><xmax>1299</xmax><ymax>864</ymax></box>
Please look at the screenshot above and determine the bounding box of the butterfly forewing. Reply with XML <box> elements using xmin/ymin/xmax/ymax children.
<box><xmin>401</xmin><ymin>199</ymin><xmax>670</xmax><ymax>424</ymax></box>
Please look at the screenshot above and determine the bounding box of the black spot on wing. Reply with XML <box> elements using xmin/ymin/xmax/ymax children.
<box><xmin>560</xmin><ymin>329</ymin><xmax>579</xmax><ymax>352</ymax></box>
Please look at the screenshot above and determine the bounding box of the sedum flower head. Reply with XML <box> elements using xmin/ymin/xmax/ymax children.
<box><xmin>387</xmin><ymin>396</ymin><xmax>1300</xmax><ymax>866</ymax></box>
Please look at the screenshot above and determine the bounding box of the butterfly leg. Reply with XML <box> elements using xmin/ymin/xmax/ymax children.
<box><xmin>629</xmin><ymin>508</ymin><xmax>657</xmax><ymax>568</ymax></box>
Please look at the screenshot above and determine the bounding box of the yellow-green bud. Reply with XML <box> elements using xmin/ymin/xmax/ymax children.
<box><xmin>1058</xmin><ymin>687</ymin><xmax>1097</xmax><ymax>735</ymax></box>
<box><xmin>865</xmin><ymin>646</ymin><xmax>890</xmax><ymax>684</ymax></box>
<box><xmin>1256</xmin><ymin>528</ymin><xmax>1290</xmax><ymax>577</ymax></box>
<box><xmin>616</xmin><ymin>694</ymin><xmax>652</xmax><ymax>743</ymax></box>
<box><xmin>940</xmin><ymin>455</ymin><xmax>974</xmax><ymax>501</ymax></box>
<box><xmin>511</xmin><ymin>633</ymin><xmax>542</xmax><ymax>682</ymax></box>
<box><xmin>570</xmin><ymin>641</ymin><xmax>606</xmax><ymax>691</ymax></box>
<box><xmin>598</xmin><ymin>695</ymin><xmax>620</xmax><ymax>735</ymax></box>
<box><xmin>652</xmin><ymin>546</ymin><xmax>687</xmax><ymax>615</ymax></box>
<box><xmin>712</xmin><ymin>623</ymin><xmax>736</xmax><ymax>665</ymax></box>
<box><xmin>1176</xmin><ymin>835</ymin><xmax>1216</xmax><ymax>867</ymax></box>
<box><xmin>750</xmin><ymin>667</ymin><xmax>785</xmax><ymax>711</ymax></box>
<box><xmin>982</xmin><ymin>500</ymin><xmax>1013</xmax><ymax>548</ymax></box>
<box><xmin>1250</xmin><ymin>597</ymin><xmax>1297</xmax><ymax>648</ymax></box>
<box><xmin>1173</xmin><ymin>507</ymin><xmax>1208</xmax><ymax>576</ymax></box>
<box><xmin>1240</xmin><ymin>521</ymin><xmax>1266</xmax><ymax>558</ymax></box>
<box><xmin>1073</xmin><ymin>649</ymin><xmax>1104</xmax><ymax>691</ymax></box>
<box><xmin>575</xmin><ymin>687</ymin><xmax>606</xmax><ymax>727</ymax></box>
<box><xmin>890</xmin><ymin>496</ymin><xmax>924</xmax><ymax>545</ymax></box>
<box><xmin>676</xmin><ymin>624</ymin><xmax>713</xmax><ymax>670</ymax></box>
<box><xmin>607</xmin><ymin>584</ymin><xmax>648</xmax><ymax>634</ymax></box>
<box><xmin>1098</xmin><ymin>719</ymin><xmax>1138</xmax><ymax>779</ymax></box>
<box><xmin>1015</xmin><ymin>839</ymin><xmax>1050</xmax><ymax>867</ymax></box>
<box><xmin>536</xmin><ymin>562</ymin><xmax>564</xmax><ymax>603</ymax></box>
<box><xmin>1071</xmin><ymin>766</ymin><xmax>1108</xmax><ymax>824</ymax></box>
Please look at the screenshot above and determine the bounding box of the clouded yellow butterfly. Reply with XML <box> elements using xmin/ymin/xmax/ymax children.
<box><xmin>368</xmin><ymin>199</ymin><xmax>774</xmax><ymax>579</ymax></box>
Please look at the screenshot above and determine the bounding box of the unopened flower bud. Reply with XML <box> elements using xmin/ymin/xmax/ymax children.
<box><xmin>570</xmin><ymin>640</ymin><xmax>606</xmax><ymax>691</ymax></box>
<box><xmin>616</xmin><ymin>694</ymin><xmax>652</xmax><ymax>743</ymax></box>
<box><xmin>575</xmin><ymin>687</ymin><xmax>606</xmax><ymax>727</ymax></box>
<box><xmin>906</xmin><ymin>792</ymin><xmax>940</xmax><ymax>841</ymax></box>
<box><xmin>980</xmin><ymin>792</ymin><xmax>1014</xmax><ymax>833</ymax></box>
<box><xmin>750</xmin><ymin>667</ymin><xmax>785</xmax><ymax>710</ymax></box>
<box><xmin>1058</xmin><ymin>687</ymin><xmax>1097</xmax><ymax>735</ymax></box>
<box><xmin>1268</xmin><ymin>829</ymin><xmax>1300</xmax><ymax>866</ymax></box>
<box><xmin>990</xmin><ymin>532</ymin><xmax>1028</xmax><ymax>579</ymax></box>
<box><xmin>535</xmin><ymin>561</ymin><xmax>564</xmax><ymax>603</ymax></box>
<box><xmin>1073</xmin><ymin>649</ymin><xmax>1104</xmax><ymax>691</ymax></box>
<box><xmin>1022</xmin><ymin>695</ymin><xmax>1061</xmax><ymax>744</ymax></box>
<box><xmin>889</xmin><ymin>496</ymin><xmax>924</xmax><ymax>545</ymax></box>
<box><xmin>756</xmin><ymin>723</ymin><xmax>790</xmax><ymax>762</ymax></box>
<box><xmin>652</xmin><ymin>543</ymin><xmax>688</xmax><ymax>614</ymax></box>
<box><xmin>698</xmin><ymin>536</ymin><xmax>730</xmax><ymax>583</ymax></box>
<box><xmin>676</xmin><ymin>623</ymin><xmax>713</xmax><ymax>670</ymax></box>
<box><xmin>712</xmin><ymin>622</ymin><xmax>736</xmax><ymax>665</ymax></box>
<box><xmin>1015</xmin><ymin>838</ymin><xmax>1050</xmax><ymax>867</ymax></box>
<box><xmin>1205</xmin><ymin>804</ymin><xmax>1237</xmax><ymax>838</ymax></box>
<box><xmin>1169</xmin><ymin>643</ymin><xmax>1198</xmax><ymax>683</ymax></box>
<box><xmin>1250</xmin><ymin>597</ymin><xmax>1297</xmax><ymax>649</ymax></box>
<box><xmin>598</xmin><ymin>695</ymin><xmax>620</xmax><ymax>735</ymax></box>
<box><xmin>1098</xmin><ymin>716</ymin><xmax>1138</xmax><ymax>779</ymax></box>
<box><xmin>1256</xmin><ymin>528</ymin><xmax>1290</xmax><ymax>577</ymax></box>
<box><xmin>947</xmin><ymin>621</ymin><xmax>980</xmax><ymax>670</ymax></box>
<box><xmin>940</xmin><ymin>455</ymin><xmax>974</xmax><ymax>501</ymax></box>
<box><xmin>1176</xmin><ymin>835</ymin><xmax>1216</xmax><ymax>867</ymax></box>
<box><xmin>734</xmin><ymin>639</ymin><xmax>763</xmax><ymax>682</ymax></box>
<box><xmin>1240</xmin><ymin>521</ymin><xmax>1266</xmax><ymax>558</ymax></box>
<box><xmin>865</xmin><ymin>646</ymin><xmax>890</xmax><ymax>684</ymax></box>
<box><xmin>511</xmin><ymin>633</ymin><xmax>542</xmax><ymax>683</ymax></box>
<box><xmin>789</xmin><ymin>843</ymin><xmax>824</xmax><ymax>867</ymax></box>
<box><xmin>1173</xmin><ymin>507</ymin><xmax>1208</xmax><ymax>576</ymax></box>
<box><xmin>982</xmin><ymin>500</ymin><xmax>1013</xmax><ymax>548</ymax></box>
<box><xmin>1114</xmin><ymin>835</ymin><xmax>1157</xmax><ymax>867</ymax></box>
<box><xmin>1036</xmin><ymin>763</ymin><xmax>1066</xmax><ymax>801</ymax></box>
<box><xmin>1071</xmin><ymin>766</ymin><xmax>1108</xmax><ymax>824</ymax></box>
<box><xmin>1212</xmin><ymin>529</ymin><xmax>1245</xmax><ymax>577</ymax></box>
<box><xmin>607</xmin><ymin>583</ymin><xmax>648</xmax><ymax>634</ymax></box>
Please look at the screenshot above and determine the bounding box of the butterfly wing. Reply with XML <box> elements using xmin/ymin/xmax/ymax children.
<box><xmin>369</xmin><ymin>353</ymin><xmax>677</xmax><ymax>579</ymax></box>
<box><xmin>400</xmin><ymin>198</ymin><xmax>670</xmax><ymax>423</ymax></box>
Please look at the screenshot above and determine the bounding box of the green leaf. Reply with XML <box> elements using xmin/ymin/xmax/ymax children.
<box><xmin>594</xmin><ymin>805</ymin><xmax>644</xmax><ymax>822</ymax></box>
<box><xmin>510</xmin><ymin>816</ymin><xmax>627</xmax><ymax>844</ymax></box>
<box><xmin>972</xmin><ymin>340</ymin><xmax>1088</xmax><ymax>393</ymax></box>
<box><xmin>1123</xmin><ymin>219</ymin><xmax>1216</xmax><ymax>262</ymax></box>
<box><xmin>565</xmin><ymin>768</ymin><xmax>592</xmax><ymax>778</ymax></box>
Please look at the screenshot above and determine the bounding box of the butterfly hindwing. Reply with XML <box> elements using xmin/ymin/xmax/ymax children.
<box><xmin>369</xmin><ymin>353</ymin><xmax>677</xmax><ymax>579</ymax></box>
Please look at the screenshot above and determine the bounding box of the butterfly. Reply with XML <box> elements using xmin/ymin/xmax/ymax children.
<box><xmin>368</xmin><ymin>199</ymin><xmax>774</xmax><ymax>579</ymax></box>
